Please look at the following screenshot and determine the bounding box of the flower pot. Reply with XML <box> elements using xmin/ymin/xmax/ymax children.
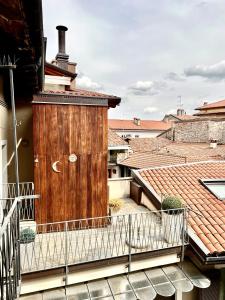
<box><xmin>162</xmin><ymin>212</ymin><xmax>183</xmax><ymax>244</ymax></box>
<box><xmin>210</xmin><ymin>142</ymin><xmax>217</xmax><ymax>149</ymax></box>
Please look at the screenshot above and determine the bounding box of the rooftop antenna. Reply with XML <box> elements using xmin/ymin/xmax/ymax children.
<box><xmin>177</xmin><ymin>95</ymin><xmax>183</xmax><ymax>109</ymax></box>
<box><xmin>0</xmin><ymin>55</ymin><xmax>19</xmax><ymax>196</ymax></box>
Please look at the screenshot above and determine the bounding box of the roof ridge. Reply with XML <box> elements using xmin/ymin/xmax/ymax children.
<box><xmin>137</xmin><ymin>160</ymin><xmax>225</xmax><ymax>172</ymax></box>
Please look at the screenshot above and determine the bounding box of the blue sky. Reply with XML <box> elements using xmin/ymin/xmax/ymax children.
<box><xmin>43</xmin><ymin>0</ymin><xmax>225</xmax><ymax>119</ymax></box>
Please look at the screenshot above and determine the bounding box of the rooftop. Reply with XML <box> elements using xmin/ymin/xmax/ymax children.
<box><xmin>157</xmin><ymin>142</ymin><xmax>225</xmax><ymax>161</ymax></box>
<box><xmin>128</xmin><ymin>137</ymin><xmax>172</xmax><ymax>152</ymax></box>
<box><xmin>108</xmin><ymin>130</ymin><xmax>128</xmax><ymax>147</ymax></box>
<box><xmin>109</xmin><ymin>119</ymin><xmax>171</xmax><ymax>131</ymax></box>
<box><xmin>196</xmin><ymin>99</ymin><xmax>225</xmax><ymax>110</ymax></box>
<box><xmin>135</xmin><ymin>161</ymin><xmax>225</xmax><ymax>255</ymax></box>
<box><xmin>119</xmin><ymin>152</ymin><xmax>186</xmax><ymax>169</ymax></box>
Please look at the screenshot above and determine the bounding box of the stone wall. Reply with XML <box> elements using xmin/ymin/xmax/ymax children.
<box><xmin>160</xmin><ymin>119</ymin><xmax>225</xmax><ymax>144</ymax></box>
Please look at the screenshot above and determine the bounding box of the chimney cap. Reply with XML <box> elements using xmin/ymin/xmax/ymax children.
<box><xmin>56</xmin><ymin>25</ymin><xmax>68</xmax><ymax>32</ymax></box>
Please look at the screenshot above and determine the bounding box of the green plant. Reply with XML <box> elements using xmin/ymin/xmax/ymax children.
<box><xmin>20</xmin><ymin>228</ymin><xmax>35</xmax><ymax>244</ymax></box>
<box><xmin>162</xmin><ymin>196</ymin><xmax>183</xmax><ymax>214</ymax></box>
<box><xmin>109</xmin><ymin>199</ymin><xmax>123</xmax><ymax>211</ymax></box>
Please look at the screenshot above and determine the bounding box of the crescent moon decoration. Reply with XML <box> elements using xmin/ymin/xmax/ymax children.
<box><xmin>52</xmin><ymin>161</ymin><xmax>61</xmax><ymax>173</ymax></box>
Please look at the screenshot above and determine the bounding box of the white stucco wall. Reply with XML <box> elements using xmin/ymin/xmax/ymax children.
<box><xmin>114</xmin><ymin>130</ymin><xmax>163</xmax><ymax>138</ymax></box>
<box><xmin>0</xmin><ymin>75</ymin><xmax>8</xmax><ymax>223</ymax></box>
<box><xmin>108</xmin><ymin>177</ymin><xmax>132</xmax><ymax>199</ymax></box>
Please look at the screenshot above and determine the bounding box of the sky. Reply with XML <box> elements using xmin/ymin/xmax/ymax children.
<box><xmin>43</xmin><ymin>0</ymin><xmax>225</xmax><ymax>120</ymax></box>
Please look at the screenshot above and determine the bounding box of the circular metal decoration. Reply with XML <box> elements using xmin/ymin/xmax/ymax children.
<box><xmin>69</xmin><ymin>154</ymin><xmax>77</xmax><ymax>163</ymax></box>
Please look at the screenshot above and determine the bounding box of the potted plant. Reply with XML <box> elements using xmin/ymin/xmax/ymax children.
<box><xmin>20</xmin><ymin>228</ymin><xmax>36</xmax><ymax>244</ymax></box>
<box><xmin>109</xmin><ymin>198</ymin><xmax>123</xmax><ymax>213</ymax></box>
<box><xmin>161</xmin><ymin>196</ymin><xmax>183</xmax><ymax>244</ymax></box>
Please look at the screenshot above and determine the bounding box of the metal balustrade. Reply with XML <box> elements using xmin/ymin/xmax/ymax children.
<box><xmin>0</xmin><ymin>198</ymin><xmax>20</xmax><ymax>300</ymax></box>
<box><xmin>1</xmin><ymin>183</ymin><xmax>36</xmax><ymax>221</ymax></box>
<box><xmin>20</xmin><ymin>209</ymin><xmax>188</xmax><ymax>274</ymax></box>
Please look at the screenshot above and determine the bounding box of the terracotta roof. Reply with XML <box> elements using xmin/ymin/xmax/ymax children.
<box><xmin>129</xmin><ymin>138</ymin><xmax>172</xmax><ymax>153</ymax></box>
<box><xmin>119</xmin><ymin>152</ymin><xmax>186</xmax><ymax>169</ymax></box>
<box><xmin>157</xmin><ymin>142</ymin><xmax>225</xmax><ymax>161</ymax></box>
<box><xmin>108</xmin><ymin>130</ymin><xmax>128</xmax><ymax>147</ymax></box>
<box><xmin>136</xmin><ymin>161</ymin><xmax>225</xmax><ymax>255</ymax></box>
<box><xmin>196</xmin><ymin>99</ymin><xmax>225</xmax><ymax>110</ymax></box>
<box><xmin>108</xmin><ymin>119</ymin><xmax>171</xmax><ymax>131</ymax></box>
<box><xmin>44</xmin><ymin>89</ymin><xmax>120</xmax><ymax>100</ymax></box>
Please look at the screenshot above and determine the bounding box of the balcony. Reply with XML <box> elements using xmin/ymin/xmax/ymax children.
<box><xmin>20</xmin><ymin>204</ymin><xmax>188</xmax><ymax>274</ymax></box>
<box><xmin>0</xmin><ymin>198</ymin><xmax>21</xmax><ymax>300</ymax></box>
<box><xmin>2</xmin><ymin>182</ymin><xmax>37</xmax><ymax>221</ymax></box>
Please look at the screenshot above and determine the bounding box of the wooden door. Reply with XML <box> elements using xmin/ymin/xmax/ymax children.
<box><xmin>33</xmin><ymin>104</ymin><xmax>108</xmax><ymax>224</ymax></box>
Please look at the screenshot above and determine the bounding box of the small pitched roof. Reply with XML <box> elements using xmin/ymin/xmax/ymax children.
<box><xmin>109</xmin><ymin>119</ymin><xmax>171</xmax><ymax>131</ymax></box>
<box><xmin>135</xmin><ymin>161</ymin><xmax>225</xmax><ymax>255</ymax></box>
<box><xmin>108</xmin><ymin>130</ymin><xmax>128</xmax><ymax>147</ymax></box>
<box><xmin>119</xmin><ymin>152</ymin><xmax>186</xmax><ymax>169</ymax></box>
<box><xmin>196</xmin><ymin>99</ymin><xmax>225</xmax><ymax>110</ymax></box>
<box><xmin>157</xmin><ymin>142</ymin><xmax>225</xmax><ymax>161</ymax></box>
<box><xmin>33</xmin><ymin>89</ymin><xmax>121</xmax><ymax>108</ymax></box>
<box><xmin>129</xmin><ymin>137</ymin><xmax>172</xmax><ymax>152</ymax></box>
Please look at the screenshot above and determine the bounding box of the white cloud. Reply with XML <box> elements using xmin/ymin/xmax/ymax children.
<box><xmin>128</xmin><ymin>80</ymin><xmax>166</xmax><ymax>95</ymax></box>
<box><xmin>165</xmin><ymin>72</ymin><xmax>185</xmax><ymax>82</ymax></box>
<box><xmin>76</xmin><ymin>75</ymin><xmax>102</xmax><ymax>90</ymax></box>
<box><xmin>144</xmin><ymin>106</ymin><xmax>158</xmax><ymax>113</ymax></box>
<box><xmin>184</xmin><ymin>60</ymin><xmax>225</xmax><ymax>80</ymax></box>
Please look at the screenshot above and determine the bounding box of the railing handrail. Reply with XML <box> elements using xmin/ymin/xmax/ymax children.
<box><xmin>36</xmin><ymin>208</ymin><xmax>187</xmax><ymax>226</ymax></box>
<box><xmin>0</xmin><ymin>198</ymin><xmax>19</xmax><ymax>237</ymax></box>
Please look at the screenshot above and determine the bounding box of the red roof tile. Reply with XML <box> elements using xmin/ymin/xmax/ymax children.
<box><xmin>108</xmin><ymin>130</ymin><xmax>128</xmax><ymax>147</ymax></box>
<box><xmin>109</xmin><ymin>119</ymin><xmax>171</xmax><ymax>131</ymax></box>
<box><xmin>196</xmin><ymin>99</ymin><xmax>225</xmax><ymax>110</ymax></box>
<box><xmin>119</xmin><ymin>152</ymin><xmax>186</xmax><ymax>169</ymax></box>
<box><xmin>44</xmin><ymin>89</ymin><xmax>120</xmax><ymax>100</ymax></box>
<box><xmin>136</xmin><ymin>161</ymin><xmax>225</xmax><ymax>254</ymax></box>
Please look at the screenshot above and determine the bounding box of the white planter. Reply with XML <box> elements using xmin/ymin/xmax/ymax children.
<box><xmin>210</xmin><ymin>142</ymin><xmax>217</xmax><ymax>149</ymax></box>
<box><xmin>162</xmin><ymin>212</ymin><xmax>183</xmax><ymax>244</ymax></box>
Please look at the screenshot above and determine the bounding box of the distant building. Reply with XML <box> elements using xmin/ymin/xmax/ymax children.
<box><xmin>163</xmin><ymin>108</ymin><xmax>195</xmax><ymax>123</ymax></box>
<box><xmin>194</xmin><ymin>99</ymin><xmax>225</xmax><ymax>118</ymax></box>
<box><xmin>109</xmin><ymin>118</ymin><xmax>171</xmax><ymax>138</ymax></box>
<box><xmin>108</xmin><ymin>130</ymin><xmax>130</xmax><ymax>178</ymax></box>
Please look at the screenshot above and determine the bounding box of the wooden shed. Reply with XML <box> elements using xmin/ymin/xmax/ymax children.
<box><xmin>32</xmin><ymin>91</ymin><xmax>120</xmax><ymax>224</ymax></box>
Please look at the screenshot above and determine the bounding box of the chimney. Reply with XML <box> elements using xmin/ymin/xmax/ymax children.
<box><xmin>55</xmin><ymin>25</ymin><xmax>69</xmax><ymax>70</ymax></box>
<box><xmin>177</xmin><ymin>108</ymin><xmax>185</xmax><ymax>116</ymax></box>
<box><xmin>134</xmin><ymin>117</ymin><xmax>141</xmax><ymax>126</ymax></box>
<box><xmin>203</xmin><ymin>101</ymin><xmax>208</xmax><ymax>106</ymax></box>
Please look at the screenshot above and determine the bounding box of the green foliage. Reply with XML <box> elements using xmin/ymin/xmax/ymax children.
<box><xmin>20</xmin><ymin>228</ymin><xmax>35</xmax><ymax>244</ymax></box>
<box><xmin>109</xmin><ymin>198</ymin><xmax>123</xmax><ymax>211</ymax></box>
<box><xmin>162</xmin><ymin>196</ymin><xmax>183</xmax><ymax>214</ymax></box>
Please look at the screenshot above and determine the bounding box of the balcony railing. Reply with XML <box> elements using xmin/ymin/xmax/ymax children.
<box><xmin>0</xmin><ymin>197</ymin><xmax>20</xmax><ymax>300</ymax></box>
<box><xmin>2</xmin><ymin>182</ymin><xmax>36</xmax><ymax>221</ymax></box>
<box><xmin>20</xmin><ymin>209</ymin><xmax>188</xmax><ymax>274</ymax></box>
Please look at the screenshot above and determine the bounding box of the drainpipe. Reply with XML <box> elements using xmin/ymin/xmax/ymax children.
<box><xmin>0</xmin><ymin>58</ymin><xmax>20</xmax><ymax>196</ymax></box>
<box><xmin>9</xmin><ymin>65</ymin><xmax>20</xmax><ymax>196</ymax></box>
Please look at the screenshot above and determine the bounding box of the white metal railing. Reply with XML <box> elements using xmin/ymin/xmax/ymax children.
<box><xmin>1</xmin><ymin>182</ymin><xmax>36</xmax><ymax>221</ymax></box>
<box><xmin>20</xmin><ymin>209</ymin><xmax>188</xmax><ymax>274</ymax></box>
<box><xmin>0</xmin><ymin>197</ymin><xmax>21</xmax><ymax>300</ymax></box>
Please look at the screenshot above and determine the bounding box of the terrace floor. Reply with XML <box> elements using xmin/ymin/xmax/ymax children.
<box><xmin>20</xmin><ymin>198</ymin><xmax>184</xmax><ymax>274</ymax></box>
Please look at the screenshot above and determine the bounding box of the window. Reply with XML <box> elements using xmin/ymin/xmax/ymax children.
<box><xmin>201</xmin><ymin>179</ymin><xmax>225</xmax><ymax>200</ymax></box>
<box><xmin>135</xmin><ymin>135</ymin><xmax>139</xmax><ymax>138</ymax></box>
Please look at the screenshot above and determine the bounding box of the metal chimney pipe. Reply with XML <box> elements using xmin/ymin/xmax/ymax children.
<box><xmin>56</xmin><ymin>25</ymin><xmax>68</xmax><ymax>54</ymax></box>
<box><xmin>55</xmin><ymin>25</ymin><xmax>69</xmax><ymax>70</ymax></box>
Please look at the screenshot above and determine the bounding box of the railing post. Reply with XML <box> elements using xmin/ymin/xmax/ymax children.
<box><xmin>181</xmin><ymin>209</ymin><xmax>185</xmax><ymax>263</ymax></box>
<box><xmin>128</xmin><ymin>214</ymin><xmax>132</xmax><ymax>273</ymax></box>
<box><xmin>65</xmin><ymin>221</ymin><xmax>69</xmax><ymax>286</ymax></box>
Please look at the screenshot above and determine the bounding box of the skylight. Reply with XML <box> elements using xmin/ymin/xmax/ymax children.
<box><xmin>201</xmin><ymin>179</ymin><xmax>225</xmax><ymax>200</ymax></box>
